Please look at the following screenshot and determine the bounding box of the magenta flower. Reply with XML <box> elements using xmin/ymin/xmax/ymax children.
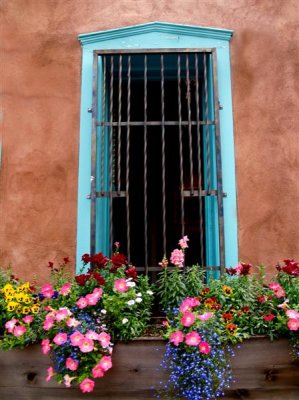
<box><xmin>181</xmin><ymin>311</ymin><xmax>196</xmax><ymax>327</ymax></box>
<box><xmin>46</xmin><ymin>367</ymin><xmax>54</xmax><ymax>382</ymax></box>
<box><xmin>92</xmin><ymin>364</ymin><xmax>105</xmax><ymax>378</ymax></box>
<box><xmin>98</xmin><ymin>332</ymin><xmax>111</xmax><ymax>348</ymax></box>
<box><xmin>263</xmin><ymin>314</ymin><xmax>275</xmax><ymax>321</ymax></box>
<box><xmin>53</xmin><ymin>332</ymin><xmax>68</xmax><ymax>345</ymax></box>
<box><xmin>76</xmin><ymin>297</ymin><xmax>88</xmax><ymax>309</ymax></box>
<box><xmin>59</xmin><ymin>283</ymin><xmax>72</xmax><ymax>296</ymax></box>
<box><xmin>114</xmin><ymin>278</ymin><xmax>129</xmax><ymax>293</ymax></box>
<box><xmin>41</xmin><ymin>283</ymin><xmax>54</xmax><ymax>299</ymax></box>
<box><xmin>13</xmin><ymin>325</ymin><xmax>27</xmax><ymax>337</ymax></box>
<box><xmin>22</xmin><ymin>315</ymin><xmax>34</xmax><ymax>324</ymax></box>
<box><xmin>66</xmin><ymin>357</ymin><xmax>79</xmax><ymax>371</ymax></box>
<box><xmin>286</xmin><ymin>309</ymin><xmax>299</xmax><ymax>320</ymax></box>
<box><xmin>178</xmin><ymin>235</ymin><xmax>189</xmax><ymax>249</ymax></box>
<box><xmin>185</xmin><ymin>331</ymin><xmax>201</xmax><ymax>346</ymax></box>
<box><xmin>80</xmin><ymin>378</ymin><xmax>95</xmax><ymax>393</ymax></box>
<box><xmin>169</xmin><ymin>331</ymin><xmax>184</xmax><ymax>346</ymax></box>
<box><xmin>93</xmin><ymin>287</ymin><xmax>103</xmax><ymax>299</ymax></box>
<box><xmin>198</xmin><ymin>312</ymin><xmax>214</xmax><ymax>321</ymax></box>
<box><xmin>199</xmin><ymin>341</ymin><xmax>211</xmax><ymax>354</ymax></box>
<box><xmin>99</xmin><ymin>355</ymin><xmax>112</xmax><ymax>371</ymax></box>
<box><xmin>170</xmin><ymin>248</ymin><xmax>185</xmax><ymax>268</ymax></box>
<box><xmin>179</xmin><ymin>297</ymin><xmax>200</xmax><ymax>312</ymax></box>
<box><xmin>287</xmin><ymin>318</ymin><xmax>299</xmax><ymax>331</ymax></box>
<box><xmin>70</xmin><ymin>331</ymin><xmax>84</xmax><ymax>346</ymax></box>
<box><xmin>79</xmin><ymin>338</ymin><xmax>94</xmax><ymax>353</ymax></box>
<box><xmin>86</xmin><ymin>293</ymin><xmax>99</xmax><ymax>306</ymax></box>
<box><xmin>41</xmin><ymin>339</ymin><xmax>51</xmax><ymax>354</ymax></box>
<box><xmin>5</xmin><ymin>318</ymin><xmax>18</xmax><ymax>333</ymax></box>
<box><xmin>43</xmin><ymin>317</ymin><xmax>55</xmax><ymax>331</ymax></box>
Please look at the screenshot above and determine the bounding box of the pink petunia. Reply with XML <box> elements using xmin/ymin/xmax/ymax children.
<box><xmin>5</xmin><ymin>318</ymin><xmax>18</xmax><ymax>333</ymax></box>
<box><xmin>41</xmin><ymin>339</ymin><xmax>51</xmax><ymax>354</ymax></box>
<box><xmin>199</xmin><ymin>341</ymin><xmax>211</xmax><ymax>354</ymax></box>
<box><xmin>92</xmin><ymin>364</ymin><xmax>105</xmax><ymax>378</ymax></box>
<box><xmin>66</xmin><ymin>317</ymin><xmax>81</xmax><ymax>327</ymax></box>
<box><xmin>86</xmin><ymin>330</ymin><xmax>99</xmax><ymax>340</ymax></box>
<box><xmin>79</xmin><ymin>338</ymin><xmax>94</xmax><ymax>353</ymax></box>
<box><xmin>179</xmin><ymin>297</ymin><xmax>200</xmax><ymax>313</ymax></box>
<box><xmin>99</xmin><ymin>355</ymin><xmax>112</xmax><ymax>372</ymax></box>
<box><xmin>93</xmin><ymin>287</ymin><xmax>103</xmax><ymax>299</ymax></box>
<box><xmin>80</xmin><ymin>378</ymin><xmax>95</xmax><ymax>393</ymax></box>
<box><xmin>41</xmin><ymin>283</ymin><xmax>54</xmax><ymax>299</ymax></box>
<box><xmin>70</xmin><ymin>331</ymin><xmax>84</xmax><ymax>346</ymax></box>
<box><xmin>22</xmin><ymin>315</ymin><xmax>34</xmax><ymax>324</ymax></box>
<box><xmin>55</xmin><ymin>308</ymin><xmax>72</xmax><ymax>322</ymax></box>
<box><xmin>53</xmin><ymin>332</ymin><xmax>68</xmax><ymax>345</ymax></box>
<box><xmin>86</xmin><ymin>293</ymin><xmax>99</xmax><ymax>306</ymax></box>
<box><xmin>66</xmin><ymin>357</ymin><xmax>79</xmax><ymax>371</ymax></box>
<box><xmin>13</xmin><ymin>325</ymin><xmax>27</xmax><ymax>337</ymax></box>
<box><xmin>287</xmin><ymin>318</ymin><xmax>299</xmax><ymax>331</ymax></box>
<box><xmin>263</xmin><ymin>314</ymin><xmax>275</xmax><ymax>321</ymax></box>
<box><xmin>59</xmin><ymin>283</ymin><xmax>72</xmax><ymax>296</ymax></box>
<box><xmin>198</xmin><ymin>312</ymin><xmax>214</xmax><ymax>321</ymax></box>
<box><xmin>46</xmin><ymin>367</ymin><xmax>54</xmax><ymax>382</ymax></box>
<box><xmin>98</xmin><ymin>332</ymin><xmax>111</xmax><ymax>348</ymax></box>
<box><xmin>185</xmin><ymin>331</ymin><xmax>201</xmax><ymax>346</ymax></box>
<box><xmin>76</xmin><ymin>297</ymin><xmax>88</xmax><ymax>309</ymax></box>
<box><xmin>170</xmin><ymin>249</ymin><xmax>185</xmax><ymax>268</ymax></box>
<box><xmin>43</xmin><ymin>317</ymin><xmax>55</xmax><ymax>331</ymax></box>
<box><xmin>169</xmin><ymin>331</ymin><xmax>184</xmax><ymax>346</ymax></box>
<box><xmin>181</xmin><ymin>311</ymin><xmax>196</xmax><ymax>327</ymax></box>
<box><xmin>286</xmin><ymin>309</ymin><xmax>299</xmax><ymax>320</ymax></box>
<box><xmin>114</xmin><ymin>278</ymin><xmax>129</xmax><ymax>293</ymax></box>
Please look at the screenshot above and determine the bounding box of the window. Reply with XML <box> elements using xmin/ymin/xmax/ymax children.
<box><xmin>77</xmin><ymin>23</ymin><xmax>238</xmax><ymax>276</ymax></box>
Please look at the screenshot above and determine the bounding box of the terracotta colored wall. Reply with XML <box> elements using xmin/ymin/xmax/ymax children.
<box><xmin>1</xmin><ymin>0</ymin><xmax>298</xmax><ymax>281</ymax></box>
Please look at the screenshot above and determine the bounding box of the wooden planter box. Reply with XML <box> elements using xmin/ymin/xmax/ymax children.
<box><xmin>0</xmin><ymin>337</ymin><xmax>298</xmax><ymax>399</ymax></box>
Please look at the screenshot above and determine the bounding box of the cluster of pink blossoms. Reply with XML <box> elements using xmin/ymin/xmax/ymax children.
<box><xmin>5</xmin><ymin>315</ymin><xmax>34</xmax><ymax>337</ymax></box>
<box><xmin>268</xmin><ymin>282</ymin><xmax>286</xmax><ymax>299</ymax></box>
<box><xmin>76</xmin><ymin>287</ymin><xmax>103</xmax><ymax>309</ymax></box>
<box><xmin>286</xmin><ymin>309</ymin><xmax>299</xmax><ymax>331</ymax></box>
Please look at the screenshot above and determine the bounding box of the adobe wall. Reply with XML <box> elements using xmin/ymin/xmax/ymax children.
<box><xmin>1</xmin><ymin>0</ymin><xmax>298</xmax><ymax>281</ymax></box>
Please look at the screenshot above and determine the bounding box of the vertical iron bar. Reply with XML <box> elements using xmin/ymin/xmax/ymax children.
<box><xmin>177</xmin><ymin>55</ymin><xmax>185</xmax><ymax>238</ymax></box>
<box><xmin>195</xmin><ymin>53</ymin><xmax>204</xmax><ymax>266</ymax></box>
<box><xmin>126</xmin><ymin>56</ymin><xmax>131</xmax><ymax>262</ymax></box>
<box><xmin>100</xmin><ymin>57</ymin><xmax>106</xmax><ymax>193</ymax></box>
<box><xmin>109</xmin><ymin>55</ymin><xmax>114</xmax><ymax>254</ymax></box>
<box><xmin>90</xmin><ymin>52</ymin><xmax>98</xmax><ymax>256</ymax></box>
<box><xmin>117</xmin><ymin>55</ymin><xmax>122</xmax><ymax>192</ymax></box>
<box><xmin>160</xmin><ymin>54</ymin><xmax>167</xmax><ymax>257</ymax></box>
<box><xmin>211</xmin><ymin>50</ymin><xmax>225</xmax><ymax>274</ymax></box>
<box><xmin>144</xmin><ymin>55</ymin><xmax>148</xmax><ymax>272</ymax></box>
<box><xmin>185</xmin><ymin>54</ymin><xmax>194</xmax><ymax>194</ymax></box>
<box><xmin>203</xmin><ymin>53</ymin><xmax>211</xmax><ymax>193</ymax></box>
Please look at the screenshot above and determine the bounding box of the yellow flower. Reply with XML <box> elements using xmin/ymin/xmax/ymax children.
<box><xmin>3</xmin><ymin>284</ymin><xmax>15</xmax><ymax>295</ymax></box>
<box><xmin>22</xmin><ymin>306</ymin><xmax>31</xmax><ymax>314</ymax></box>
<box><xmin>31</xmin><ymin>304</ymin><xmax>39</xmax><ymax>314</ymax></box>
<box><xmin>222</xmin><ymin>285</ymin><xmax>233</xmax><ymax>296</ymax></box>
<box><xmin>15</xmin><ymin>292</ymin><xmax>26</xmax><ymax>302</ymax></box>
<box><xmin>18</xmin><ymin>282</ymin><xmax>30</xmax><ymax>292</ymax></box>
<box><xmin>23</xmin><ymin>294</ymin><xmax>31</xmax><ymax>304</ymax></box>
<box><xmin>6</xmin><ymin>301</ymin><xmax>18</xmax><ymax>312</ymax></box>
<box><xmin>5</xmin><ymin>295</ymin><xmax>14</xmax><ymax>302</ymax></box>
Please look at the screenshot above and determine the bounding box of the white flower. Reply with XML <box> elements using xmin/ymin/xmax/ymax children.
<box><xmin>127</xmin><ymin>300</ymin><xmax>135</xmax><ymax>306</ymax></box>
<box><xmin>101</xmin><ymin>309</ymin><xmax>107</xmax><ymax>314</ymax></box>
<box><xmin>146</xmin><ymin>290</ymin><xmax>153</xmax><ymax>295</ymax></box>
<box><xmin>136</xmin><ymin>292</ymin><xmax>142</xmax><ymax>297</ymax></box>
<box><xmin>122</xmin><ymin>318</ymin><xmax>128</xmax><ymax>324</ymax></box>
<box><xmin>135</xmin><ymin>297</ymin><xmax>142</xmax><ymax>303</ymax></box>
<box><xmin>127</xmin><ymin>281</ymin><xmax>136</xmax><ymax>287</ymax></box>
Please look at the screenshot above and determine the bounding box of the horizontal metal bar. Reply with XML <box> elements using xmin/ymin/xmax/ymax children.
<box><xmin>135</xmin><ymin>265</ymin><xmax>221</xmax><ymax>272</ymax></box>
<box><xmin>95</xmin><ymin>48</ymin><xmax>213</xmax><ymax>55</ymax></box>
<box><xmin>96</xmin><ymin>191</ymin><xmax>127</xmax><ymax>198</ymax></box>
<box><xmin>183</xmin><ymin>190</ymin><xmax>227</xmax><ymax>197</ymax></box>
<box><xmin>97</xmin><ymin>120</ymin><xmax>215</xmax><ymax>127</ymax></box>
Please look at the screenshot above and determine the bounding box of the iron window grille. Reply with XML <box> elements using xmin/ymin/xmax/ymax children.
<box><xmin>90</xmin><ymin>49</ymin><xmax>226</xmax><ymax>275</ymax></box>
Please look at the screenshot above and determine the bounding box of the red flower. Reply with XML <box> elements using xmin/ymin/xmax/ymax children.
<box><xmin>111</xmin><ymin>253</ymin><xmax>127</xmax><ymax>267</ymax></box>
<box><xmin>125</xmin><ymin>266</ymin><xmax>138</xmax><ymax>280</ymax></box>
<box><xmin>281</xmin><ymin>259</ymin><xmax>299</xmax><ymax>277</ymax></box>
<box><xmin>222</xmin><ymin>313</ymin><xmax>233</xmax><ymax>321</ymax></box>
<box><xmin>63</xmin><ymin>257</ymin><xmax>70</xmax><ymax>264</ymax></box>
<box><xmin>91</xmin><ymin>272</ymin><xmax>106</xmax><ymax>286</ymax></box>
<box><xmin>241</xmin><ymin>305</ymin><xmax>250</xmax><ymax>314</ymax></box>
<box><xmin>92</xmin><ymin>252</ymin><xmax>108</xmax><ymax>268</ymax></box>
<box><xmin>225</xmin><ymin>267</ymin><xmax>237</xmax><ymax>275</ymax></box>
<box><xmin>257</xmin><ymin>295</ymin><xmax>266</xmax><ymax>303</ymax></box>
<box><xmin>75</xmin><ymin>274</ymin><xmax>90</xmax><ymax>286</ymax></box>
<box><xmin>263</xmin><ymin>314</ymin><xmax>275</xmax><ymax>321</ymax></box>
<box><xmin>226</xmin><ymin>323</ymin><xmax>238</xmax><ymax>335</ymax></box>
<box><xmin>48</xmin><ymin>261</ymin><xmax>54</xmax><ymax>269</ymax></box>
<box><xmin>238</xmin><ymin>262</ymin><xmax>252</xmax><ymax>276</ymax></box>
<box><xmin>82</xmin><ymin>254</ymin><xmax>91</xmax><ymax>265</ymax></box>
<box><xmin>201</xmin><ymin>287</ymin><xmax>210</xmax><ymax>296</ymax></box>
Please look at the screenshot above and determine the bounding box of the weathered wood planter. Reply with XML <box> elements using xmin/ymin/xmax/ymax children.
<box><xmin>0</xmin><ymin>337</ymin><xmax>298</xmax><ymax>399</ymax></box>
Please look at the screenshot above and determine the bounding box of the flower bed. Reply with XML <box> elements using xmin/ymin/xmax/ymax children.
<box><xmin>0</xmin><ymin>337</ymin><xmax>298</xmax><ymax>399</ymax></box>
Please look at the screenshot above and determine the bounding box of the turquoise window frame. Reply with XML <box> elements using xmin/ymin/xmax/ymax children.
<box><xmin>76</xmin><ymin>22</ymin><xmax>238</xmax><ymax>273</ymax></box>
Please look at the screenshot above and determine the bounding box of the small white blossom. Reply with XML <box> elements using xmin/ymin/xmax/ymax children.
<box><xmin>127</xmin><ymin>300</ymin><xmax>135</xmax><ymax>306</ymax></box>
<box><xmin>136</xmin><ymin>292</ymin><xmax>142</xmax><ymax>297</ymax></box>
<box><xmin>146</xmin><ymin>290</ymin><xmax>154</xmax><ymax>295</ymax></box>
<box><xmin>127</xmin><ymin>281</ymin><xmax>136</xmax><ymax>287</ymax></box>
<box><xmin>135</xmin><ymin>297</ymin><xmax>142</xmax><ymax>303</ymax></box>
<box><xmin>122</xmin><ymin>318</ymin><xmax>128</xmax><ymax>324</ymax></box>
<box><xmin>101</xmin><ymin>309</ymin><xmax>107</xmax><ymax>314</ymax></box>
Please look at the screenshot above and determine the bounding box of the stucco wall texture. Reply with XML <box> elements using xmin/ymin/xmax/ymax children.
<box><xmin>1</xmin><ymin>0</ymin><xmax>298</xmax><ymax>281</ymax></box>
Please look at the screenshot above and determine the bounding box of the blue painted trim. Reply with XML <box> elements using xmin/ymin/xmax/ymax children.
<box><xmin>76</xmin><ymin>22</ymin><xmax>238</xmax><ymax>272</ymax></box>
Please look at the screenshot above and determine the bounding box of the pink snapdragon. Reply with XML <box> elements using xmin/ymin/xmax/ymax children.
<box><xmin>80</xmin><ymin>378</ymin><xmax>95</xmax><ymax>393</ymax></box>
<box><xmin>76</xmin><ymin>297</ymin><xmax>88</xmax><ymax>309</ymax></box>
<box><xmin>179</xmin><ymin>235</ymin><xmax>189</xmax><ymax>249</ymax></box>
<box><xmin>13</xmin><ymin>325</ymin><xmax>27</xmax><ymax>337</ymax></box>
<box><xmin>199</xmin><ymin>341</ymin><xmax>211</xmax><ymax>354</ymax></box>
<box><xmin>169</xmin><ymin>330</ymin><xmax>184</xmax><ymax>346</ymax></box>
<box><xmin>59</xmin><ymin>283</ymin><xmax>72</xmax><ymax>296</ymax></box>
<box><xmin>170</xmin><ymin>248</ymin><xmax>185</xmax><ymax>268</ymax></box>
<box><xmin>98</xmin><ymin>332</ymin><xmax>111</xmax><ymax>348</ymax></box>
<box><xmin>22</xmin><ymin>315</ymin><xmax>34</xmax><ymax>324</ymax></box>
<box><xmin>41</xmin><ymin>339</ymin><xmax>51</xmax><ymax>354</ymax></box>
<box><xmin>114</xmin><ymin>278</ymin><xmax>129</xmax><ymax>293</ymax></box>
<box><xmin>53</xmin><ymin>332</ymin><xmax>68</xmax><ymax>345</ymax></box>
<box><xmin>41</xmin><ymin>283</ymin><xmax>54</xmax><ymax>299</ymax></box>
<box><xmin>198</xmin><ymin>312</ymin><xmax>214</xmax><ymax>321</ymax></box>
<box><xmin>66</xmin><ymin>357</ymin><xmax>79</xmax><ymax>371</ymax></box>
<box><xmin>70</xmin><ymin>331</ymin><xmax>84</xmax><ymax>346</ymax></box>
<box><xmin>287</xmin><ymin>318</ymin><xmax>299</xmax><ymax>331</ymax></box>
<box><xmin>179</xmin><ymin>297</ymin><xmax>200</xmax><ymax>313</ymax></box>
<box><xmin>181</xmin><ymin>311</ymin><xmax>196</xmax><ymax>327</ymax></box>
<box><xmin>46</xmin><ymin>367</ymin><xmax>54</xmax><ymax>382</ymax></box>
<box><xmin>79</xmin><ymin>338</ymin><xmax>94</xmax><ymax>353</ymax></box>
<box><xmin>185</xmin><ymin>331</ymin><xmax>201</xmax><ymax>346</ymax></box>
<box><xmin>92</xmin><ymin>364</ymin><xmax>105</xmax><ymax>378</ymax></box>
<box><xmin>99</xmin><ymin>355</ymin><xmax>112</xmax><ymax>371</ymax></box>
<box><xmin>5</xmin><ymin>318</ymin><xmax>18</xmax><ymax>333</ymax></box>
